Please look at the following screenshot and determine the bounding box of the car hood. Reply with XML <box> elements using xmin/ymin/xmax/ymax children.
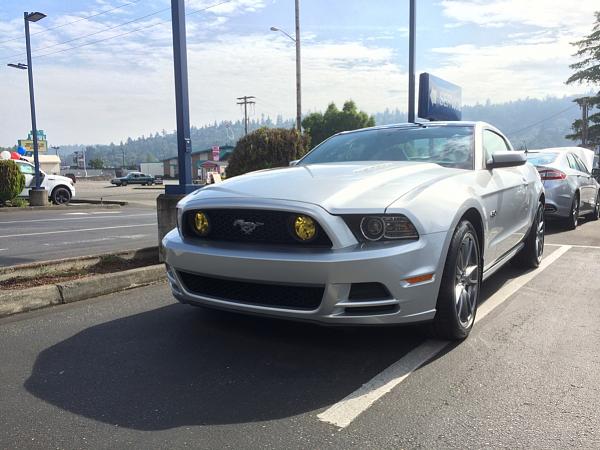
<box><xmin>189</xmin><ymin>162</ymin><xmax>464</xmax><ymax>214</ymax></box>
<box><xmin>47</xmin><ymin>174</ymin><xmax>73</xmax><ymax>184</ymax></box>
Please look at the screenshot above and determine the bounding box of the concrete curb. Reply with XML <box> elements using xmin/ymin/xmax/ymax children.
<box><xmin>0</xmin><ymin>203</ymin><xmax>122</xmax><ymax>213</ymax></box>
<box><xmin>0</xmin><ymin>264</ymin><xmax>165</xmax><ymax>318</ymax></box>
<box><xmin>71</xmin><ymin>199</ymin><xmax>128</xmax><ymax>206</ymax></box>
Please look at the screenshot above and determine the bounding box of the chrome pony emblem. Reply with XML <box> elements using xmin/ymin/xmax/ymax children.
<box><xmin>233</xmin><ymin>219</ymin><xmax>264</xmax><ymax>235</ymax></box>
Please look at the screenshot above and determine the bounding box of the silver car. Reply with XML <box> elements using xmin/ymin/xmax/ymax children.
<box><xmin>163</xmin><ymin>121</ymin><xmax>544</xmax><ymax>340</ymax></box>
<box><xmin>526</xmin><ymin>150</ymin><xmax>600</xmax><ymax>229</ymax></box>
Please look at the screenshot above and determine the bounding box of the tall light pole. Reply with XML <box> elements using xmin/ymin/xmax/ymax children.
<box><xmin>270</xmin><ymin>0</ymin><xmax>302</xmax><ymax>131</ymax></box>
<box><xmin>24</xmin><ymin>11</ymin><xmax>46</xmax><ymax>191</ymax></box>
<box><xmin>408</xmin><ymin>0</ymin><xmax>416</xmax><ymax>122</ymax></box>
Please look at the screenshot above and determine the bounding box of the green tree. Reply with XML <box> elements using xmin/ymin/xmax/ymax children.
<box><xmin>89</xmin><ymin>158</ymin><xmax>104</xmax><ymax>169</ymax></box>
<box><xmin>0</xmin><ymin>160</ymin><xmax>26</xmax><ymax>205</ymax></box>
<box><xmin>226</xmin><ymin>128</ymin><xmax>311</xmax><ymax>177</ymax></box>
<box><xmin>566</xmin><ymin>11</ymin><xmax>600</xmax><ymax>147</ymax></box>
<box><xmin>302</xmin><ymin>100</ymin><xmax>375</xmax><ymax>146</ymax></box>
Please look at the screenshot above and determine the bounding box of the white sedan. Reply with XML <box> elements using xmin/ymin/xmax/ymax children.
<box><xmin>163</xmin><ymin>121</ymin><xmax>544</xmax><ymax>340</ymax></box>
<box><xmin>16</xmin><ymin>160</ymin><xmax>76</xmax><ymax>204</ymax></box>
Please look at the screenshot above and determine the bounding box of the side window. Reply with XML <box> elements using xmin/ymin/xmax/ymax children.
<box><xmin>566</xmin><ymin>154</ymin><xmax>578</xmax><ymax>171</ymax></box>
<box><xmin>572</xmin><ymin>154</ymin><xmax>589</xmax><ymax>174</ymax></box>
<box><xmin>17</xmin><ymin>163</ymin><xmax>35</xmax><ymax>175</ymax></box>
<box><xmin>483</xmin><ymin>130</ymin><xmax>510</xmax><ymax>162</ymax></box>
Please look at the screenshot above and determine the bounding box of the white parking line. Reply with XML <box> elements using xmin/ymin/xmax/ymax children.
<box><xmin>0</xmin><ymin>224</ymin><xmax>156</xmax><ymax>238</ymax></box>
<box><xmin>317</xmin><ymin>245</ymin><xmax>572</xmax><ymax>429</ymax></box>
<box><xmin>546</xmin><ymin>243</ymin><xmax>600</xmax><ymax>250</ymax></box>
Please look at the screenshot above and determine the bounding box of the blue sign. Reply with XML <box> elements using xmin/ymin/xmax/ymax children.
<box><xmin>418</xmin><ymin>73</ymin><xmax>462</xmax><ymax>121</ymax></box>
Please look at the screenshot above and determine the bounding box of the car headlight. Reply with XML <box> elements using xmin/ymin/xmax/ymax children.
<box><xmin>344</xmin><ymin>215</ymin><xmax>419</xmax><ymax>242</ymax></box>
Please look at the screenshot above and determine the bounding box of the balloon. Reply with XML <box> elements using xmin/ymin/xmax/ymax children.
<box><xmin>17</xmin><ymin>147</ymin><xmax>26</xmax><ymax>155</ymax></box>
<box><xmin>11</xmin><ymin>152</ymin><xmax>20</xmax><ymax>159</ymax></box>
<box><xmin>0</xmin><ymin>151</ymin><xmax>10</xmax><ymax>160</ymax></box>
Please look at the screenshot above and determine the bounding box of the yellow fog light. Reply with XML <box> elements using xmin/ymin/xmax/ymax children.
<box><xmin>294</xmin><ymin>215</ymin><xmax>316</xmax><ymax>241</ymax></box>
<box><xmin>194</xmin><ymin>211</ymin><xmax>210</xmax><ymax>236</ymax></box>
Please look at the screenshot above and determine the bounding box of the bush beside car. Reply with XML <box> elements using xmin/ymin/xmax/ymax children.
<box><xmin>0</xmin><ymin>160</ymin><xmax>26</xmax><ymax>206</ymax></box>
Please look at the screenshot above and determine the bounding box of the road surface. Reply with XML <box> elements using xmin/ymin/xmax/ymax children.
<box><xmin>1</xmin><ymin>219</ymin><xmax>599</xmax><ymax>448</ymax></box>
<box><xmin>0</xmin><ymin>206</ymin><xmax>157</xmax><ymax>266</ymax></box>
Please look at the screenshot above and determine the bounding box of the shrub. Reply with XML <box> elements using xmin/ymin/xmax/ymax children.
<box><xmin>0</xmin><ymin>160</ymin><xmax>26</xmax><ymax>205</ymax></box>
<box><xmin>226</xmin><ymin>128</ymin><xmax>311</xmax><ymax>177</ymax></box>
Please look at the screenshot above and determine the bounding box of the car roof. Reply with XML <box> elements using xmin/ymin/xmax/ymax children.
<box><xmin>336</xmin><ymin>121</ymin><xmax>490</xmax><ymax>136</ymax></box>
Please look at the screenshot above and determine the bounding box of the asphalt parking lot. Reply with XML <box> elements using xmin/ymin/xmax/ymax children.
<box><xmin>1</xmin><ymin>219</ymin><xmax>599</xmax><ymax>448</ymax></box>
<box><xmin>75</xmin><ymin>179</ymin><xmax>176</xmax><ymax>207</ymax></box>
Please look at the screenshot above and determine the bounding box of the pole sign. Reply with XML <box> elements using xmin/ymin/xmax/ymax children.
<box><xmin>212</xmin><ymin>145</ymin><xmax>220</xmax><ymax>162</ymax></box>
<box><xmin>418</xmin><ymin>73</ymin><xmax>462</xmax><ymax>121</ymax></box>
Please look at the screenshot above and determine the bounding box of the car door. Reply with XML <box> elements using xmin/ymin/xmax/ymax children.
<box><xmin>15</xmin><ymin>161</ymin><xmax>34</xmax><ymax>196</ymax></box>
<box><xmin>480</xmin><ymin>129</ymin><xmax>530</xmax><ymax>265</ymax></box>
<box><xmin>566</xmin><ymin>153</ymin><xmax>590</xmax><ymax>211</ymax></box>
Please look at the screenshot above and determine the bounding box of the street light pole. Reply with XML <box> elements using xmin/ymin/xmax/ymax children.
<box><xmin>408</xmin><ymin>0</ymin><xmax>416</xmax><ymax>123</ymax></box>
<box><xmin>24</xmin><ymin>11</ymin><xmax>46</xmax><ymax>189</ymax></box>
<box><xmin>270</xmin><ymin>0</ymin><xmax>302</xmax><ymax>132</ymax></box>
<box><xmin>294</xmin><ymin>0</ymin><xmax>301</xmax><ymax>132</ymax></box>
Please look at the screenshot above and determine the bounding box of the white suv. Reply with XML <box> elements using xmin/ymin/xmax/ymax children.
<box><xmin>16</xmin><ymin>160</ymin><xmax>76</xmax><ymax>204</ymax></box>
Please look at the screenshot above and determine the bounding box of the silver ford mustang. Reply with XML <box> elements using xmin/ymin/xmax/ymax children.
<box><xmin>163</xmin><ymin>121</ymin><xmax>545</xmax><ymax>339</ymax></box>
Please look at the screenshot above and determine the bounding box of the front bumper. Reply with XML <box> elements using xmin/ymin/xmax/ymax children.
<box><xmin>163</xmin><ymin>228</ymin><xmax>447</xmax><ymax>325</ymax></box>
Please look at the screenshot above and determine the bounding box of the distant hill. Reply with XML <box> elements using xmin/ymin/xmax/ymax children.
<box><xmin>59</xmin><ymin>96</ymin><xmax>581</xmax><ymax>167</ymax></box>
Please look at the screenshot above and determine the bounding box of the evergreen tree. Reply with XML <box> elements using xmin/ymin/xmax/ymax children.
<box><xmin>566</xmin><ymin>11</ymin><xmax>600</xmax><ymax>147</ymax></box>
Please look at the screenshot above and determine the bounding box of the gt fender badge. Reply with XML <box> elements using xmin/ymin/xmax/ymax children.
<box><xmin>233</xmin><ymin>219</ymin><xmax>264</xmax><ymax>235</ymax></box>
<box><xmin>490</xmin><ymin>210</ymin><xmax>497</xmax><ymax>218</ymax></box>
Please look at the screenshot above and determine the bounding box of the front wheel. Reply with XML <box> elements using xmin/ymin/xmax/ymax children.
<box><xmin>51</xmin><ymin>186</ymin><xmax>72</xmax><ymax>205</ymax></box>
<box><xmin>121</xmin><ymin>181</ymin><xmax>127</xmax><ymax>187</ymax></box>
<box><xmin>512</xmin><ymin>201</ymin><xmax>544</xmax><ymax>269</ymax></box>
<box><xmin>432</xmin><ymin>220</ymin><xmax>481</xmax><ymax>340</ymax></box>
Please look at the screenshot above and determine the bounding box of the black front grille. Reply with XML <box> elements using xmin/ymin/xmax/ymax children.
<box><xmin>183</xmin><ymin>209</ymin><xmax>332</xmax><ymax>247</ymax></box>
<box><xmin>178</xmin><ymin>271</ymin><xmax>324</xmax><ymax>310</ymax></box>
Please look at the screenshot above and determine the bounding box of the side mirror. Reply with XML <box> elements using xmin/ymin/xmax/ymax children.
<box><xmin>289</xmin><ymin>159</ymin><xmax>299</xmax><ymax>167</ymax></box>
<box><xmin>487</xmin><ymin>151</ymin><xmax>527</xmax><ymax>169</ymax></box>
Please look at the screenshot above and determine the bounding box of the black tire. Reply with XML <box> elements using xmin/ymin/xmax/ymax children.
<box><xmin>51</xmin><ymin>186</ymin><xmax>71</xmax><ymax>205</ymax></box>
<box><xmin>512</xmin><ymin>201</ymin><xmax>544</xmax><ymax>269</ymax></box>
<box><xmin>431</xmin><ymin>220</ymin><xmax>481</xmax><ymax>340</ymax></box>
<box><xmin>566</xmin><ymin>193</ymin><xmax>579</xmax><ymax>230</ymax></box>
<box><xmin>587</xmin><ymin>193</ymin><xmax>600</xmax><ymax>221</ymax></box>
<box><xmin>142</xmin><ymin>183</ymin><xmax>146</xmax><ymax>186</ymax></box>
<box><xmin>121</xmin><ymin>181</ymin><xmax>127</xmax><ymax>187</ymax></box>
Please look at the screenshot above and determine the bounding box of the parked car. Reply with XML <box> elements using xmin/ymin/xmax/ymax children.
<box><xmin>163</xmin><ymin>121</ymin><xmax>545</xmax><ymax>340</ymax></box>
<box><xmin>15</xmin><ymin>160</ymin><xmax>76</xmax><ymax>204</ymax></box>
<box><xmin>110</xmin><ymin>172</ymin><xmax>155</xmax><ymax>186</ymax></box>
<box><xmin>526</xmin><ymin>149</ymin><xmax>600</xmax><ymax>229</ymax></box>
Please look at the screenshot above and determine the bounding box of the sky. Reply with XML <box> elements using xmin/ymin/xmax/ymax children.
<box><xmin>0</xmin><ymin>0</ymin><xmax>598</xmax><ymax>146</ymax></box>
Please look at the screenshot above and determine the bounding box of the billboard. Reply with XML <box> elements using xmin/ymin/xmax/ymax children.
<box><xmin>18</xmin><ymin>138</ymin><xmax>48</xmax><ymax>153</ymax></box>
<box><xmin>418</xmin><ymin>73</ymin><xmax>462</xmax><ymax>121</ymax></box>
<box><xmin>212</xmin><ymin>145</ymin><xmax>220</xmax><ymax>162</ymax></box>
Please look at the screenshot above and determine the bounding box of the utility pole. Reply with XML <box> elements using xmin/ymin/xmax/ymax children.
<box><xmin>237</xmin><ymin>96</ymin><xmax>256</xmax><ymax>135</ymax></box>
<box><xmin>582</xmin><ymin>97</ymin><xmax>589</xmax><ymax>147</ymax></box>
<box><xmin>408</xmin><ymin>0</ymin><xmax>416</xmax><ymax>122</ymax></box>
<box><xmin>294</xmin><ymin>0</ymin><xmax>302</xmax><ymax>131</ymax></box>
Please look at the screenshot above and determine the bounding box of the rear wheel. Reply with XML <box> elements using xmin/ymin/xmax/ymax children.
<box><xmin>51</xmin><ymin>186</ymin><xmax>71</xmax><ymax>205</ymax></box>
<box><xmin>121</xmin><ymin>181</ymin><xmax>127</xmax><ymax>187</ymax></box>
<box><xmin>432</xmin><ymin>220</ymin><xmax>481</xmax><ymax>340</ymax></box>
<box><xmin>512</xmin><ymin>201</ymin><xmax>544</xmax><ymax>269</ymax></box>
<box><xmin>587</xmin><ymin>193</ymin><xmax>600</xmax><ymax>221</ymax></box>
<box><xmin>566</xmin><ymin>194</ymin><xmax>579</xmax><ymax>230</ymax></box>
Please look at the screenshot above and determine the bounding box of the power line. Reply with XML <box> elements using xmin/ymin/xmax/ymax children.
<box><xmin>14</xmin><ymin>0</ymin><xmax>234</xmax><ymax>61</ymax></box>
<box><xmin>3</xmin><ymin>5</ymin><xmax>171</xmax><ymax>60</ymax></box>
<box><xmin>506</xmin><ymin>104</ymin><xmax>577</xmax><ymax>135</ymax></box>
<box><xmin>0</xmin><ymin>0</ymin><xmax>143</xmax><ymax>46</ymax></box>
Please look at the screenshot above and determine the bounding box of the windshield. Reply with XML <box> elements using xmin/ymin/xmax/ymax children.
<box><xmin>300</xmin><ymin>125</ymin><xmax>474</xmax><ymax>169</ymax></box>
<box><xmin>526</xmin><ymin>152</ymin><xmax>558</xmax><ymax>166</ymax></box>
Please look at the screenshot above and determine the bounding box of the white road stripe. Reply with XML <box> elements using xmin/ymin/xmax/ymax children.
<box><xmin>0</xmin><ymin>223</ymin><xmax>156</xmax><ymax>238</ymax></box>
<box><xmin>42</xmin><ymin>234</ymin><xmax>149</xmax><ymax>247</ymax></box>
<box><xmin>317</xmin><ymin>245</ymin><xmax>572</xmax><ymax>429</ymax></box>
<box><xmin>0</xmin><ymin>213</ymin><xmax>154</xmax><ymax>225</ymax></box>
<box><xmin>546</xmin><ymin>243</ymin><xmax>600</xmax><ymax>250</ymax></box>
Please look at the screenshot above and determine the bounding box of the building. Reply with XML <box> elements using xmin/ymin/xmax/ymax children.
<box><xmin>162</xmin><ymin>145</ymin><xmax>234</xmax><ymax>180</ymax></box>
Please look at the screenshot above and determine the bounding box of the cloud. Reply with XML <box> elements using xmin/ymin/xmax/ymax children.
<box><xmin>440</xmin><ymin>0</ymin><xmax>598</xmax><ymax>30</ymax></box>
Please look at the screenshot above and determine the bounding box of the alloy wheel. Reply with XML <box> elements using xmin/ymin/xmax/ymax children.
<box><xmin>535</xmin><ymin>204</ymin><xmax>545</xmax><ymax>260</ymax></box>
<box><xmin>572</xmin><ymin>198</ymin><xmax>579</xmax><ymax>228</ymax></box>
<box><xmin>454</xmin><ymin>232</ymin><xmax>480</xmax><ymax>329</ymax></box>
<box><xmin>54</xmin><ymin>188</ymin><xmax>70</xmax><ymax>204</ymax></box>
